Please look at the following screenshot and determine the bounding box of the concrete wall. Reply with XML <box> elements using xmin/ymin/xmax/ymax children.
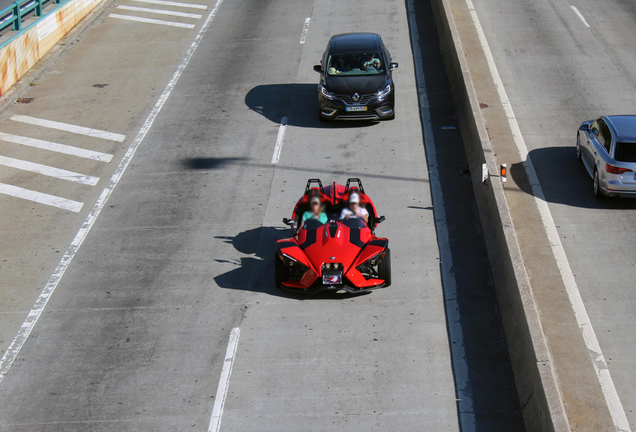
<box><xmin>428</xmin><ymin>0</ymin><xmax>571</xmax><ymax>430</ymax></box>
<box><xmin>0</xmin><ymin>0</ymin><xmax>104</xmax><ymax>95</ymax></box>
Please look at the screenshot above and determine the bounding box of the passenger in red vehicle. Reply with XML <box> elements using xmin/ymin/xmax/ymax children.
<box><xmin>339</xmin><ymin>192</ymin><xmax>369</xmax><ymax>223</ymax></box>
<box><xmin>302</xmin><ymin>194</ymin><xmax>328</xmax><ymax>225</ymax></box>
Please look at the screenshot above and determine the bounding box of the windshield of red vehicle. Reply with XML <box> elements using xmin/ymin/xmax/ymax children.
<box><xmin>327</xmin><ymin>52</ymin><xmax>385</xmax><ymax>76</ymax></box>
<box><xmin>301</xmin><ymin>218</ymin><xmax>325</xmax><ymax>230</ymax></box>
<box><xmin>615</xmin><ymin>142</ymin><xmax>636</xmax><ymax>162</ymax></box>
<box><xmin>340</xmin><ymin>218</ymin><xmax>367</xmax><ymax>229</ymax></box>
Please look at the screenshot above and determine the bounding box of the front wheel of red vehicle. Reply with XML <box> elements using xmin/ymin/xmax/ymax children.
<box><xmin>378</xmin><ymin>248</ymin><xmax>391</xmax><ymax>287</ymax></box>
<box><xmin>274</xmin><ymin>252</ymin><xmax>286</xmax><ymax>288</ymax></box>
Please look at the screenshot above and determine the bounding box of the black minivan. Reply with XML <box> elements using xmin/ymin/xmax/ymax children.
<box><xmin>314</xmin><ymin>33</ymin><xmax>398</xmax><ymax>121</ymax></box>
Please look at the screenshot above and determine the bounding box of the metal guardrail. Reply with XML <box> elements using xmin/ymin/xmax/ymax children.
<box><xmin>0</xmin><ymin>0</ymin><xmax>64</xmax><ymax>35</ymax></box>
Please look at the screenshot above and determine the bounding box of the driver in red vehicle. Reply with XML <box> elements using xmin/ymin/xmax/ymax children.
<box><xmin>339</xmin><ymin>192</ymin><xmax>369</xmax><ymax>223</ymax></box>
<box><xmin>302</xmin><ymin>194</ymin><xmax>328</xmax><ymax>225</ymax></box>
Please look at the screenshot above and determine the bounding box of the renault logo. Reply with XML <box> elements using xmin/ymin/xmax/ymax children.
<box><xmin>352</xmin><ymin>93</ymin><xmax>360</xmax><ymax>102</ymax></box>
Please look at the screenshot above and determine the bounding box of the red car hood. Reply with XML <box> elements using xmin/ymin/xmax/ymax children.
<box><xmin>296</xmin><ymin>221</ymin><xmax>370</xmax><ymax>272</ymax></box>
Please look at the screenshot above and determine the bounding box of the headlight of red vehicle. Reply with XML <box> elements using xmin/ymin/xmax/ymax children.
<box><xmin>355</xmin><ymin>251</ymin><xmax>386</xmax><ymax>279</ymax></box>
<box><xmin>279</xmin><ymin>253</ymin><xmax>311</xmax><ymax>281</ymax></box>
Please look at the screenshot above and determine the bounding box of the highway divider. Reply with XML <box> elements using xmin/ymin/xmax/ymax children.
<box><xmin>0</xmin><ymin>0</ymin><xmax>104</xmax><ymax>96</ymax></box>
<box><xmin>428</xmin><ymin>0</ymin><xmax>571</xmax><ymax>430</ymax></box>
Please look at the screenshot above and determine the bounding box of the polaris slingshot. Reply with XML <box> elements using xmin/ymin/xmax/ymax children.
<box><xmin>275</xmin><ymin>178</ymin><xmax>391</xmax><ymax>294</ymax></box>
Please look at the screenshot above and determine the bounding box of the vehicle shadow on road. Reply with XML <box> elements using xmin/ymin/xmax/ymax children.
<box><xmin>213</xmin><ymin>225</ymin><xmax>371</xmax><ymax>300</ymax></box>
<box><xmin>511</xmin><ymin>146</ymin><xmax>636</xmax><ymax>210</ymax></box>
<box><xmin>245</xmin><ymin>83</ymin><xmax>377</xmax><ymax>129</ymax></box>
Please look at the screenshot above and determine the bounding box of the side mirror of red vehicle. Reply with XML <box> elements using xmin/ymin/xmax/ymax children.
<box><xmin>283</xmin><ymin>218</ymin><xmax>297</xmax><ymax>234</ymax></box>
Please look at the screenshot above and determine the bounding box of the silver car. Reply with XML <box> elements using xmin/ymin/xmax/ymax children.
<box><xmin>576</xmin><ymin>115</ymin><xmax>636</xmax><ymax>198</ymax></box>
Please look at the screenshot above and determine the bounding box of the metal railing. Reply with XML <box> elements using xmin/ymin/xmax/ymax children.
<box><xmin>0</xmin><ymin>0</ymin><xmax>64</xmax><ymax>34</ymax></box>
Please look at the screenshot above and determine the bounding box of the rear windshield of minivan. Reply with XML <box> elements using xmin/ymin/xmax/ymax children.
<box><xmin>615</xmin><ymin>142</ymin><xmax>636</xmax><ymax>162</ymax></box>
<box><xmin>327</xmin><ymin>52</ymin><xmax>385</xmax><ymax>76</ymax></box>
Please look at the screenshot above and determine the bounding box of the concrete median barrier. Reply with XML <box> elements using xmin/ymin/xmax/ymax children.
<box><xmin>0</xmin><ymin>0</ymin><xmax>104</xmax><ymax>96</ymax></box>
<box><xmin>428</xmin><ymin>0</ymin><xmax>570</xmax><ymax>430</ymax></box>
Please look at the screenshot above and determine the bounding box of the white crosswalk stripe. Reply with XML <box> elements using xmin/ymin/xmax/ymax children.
<box><xmin>116</xmin><ymin>5</ymin><xmax>202</xmax><ymax>18</ymax></box>
<box><xmin>0</xmin><ymin>183</ymin><xmax>84</xmax><ymax>212</ymax></box>
<box><xmin>0</xmin><ymin>155</ymin><xmax>100</xmax><ymax>186</ymax></box>
<box><xmin>0</xmin><ymin>117</ymin><xmax>125</xmax><ymax>211</ymax></box>
<box><xmin>10</xmin><ymin>115</ymin><xmax>126</xmax><ymax>142</ymax></box>
<box><xmin>0</xmin><ymin>132</ymin><xmax>113</xmax><ymax>162</ymax></box>
<box><xmin>109</xmin><ymin>0</ymin><xmax>205</xmax><ymax>29</ymax></box>
<box><xmin>109</xmin><ymin>13</ymin><xmax>195</xmax><ymax>28</ymax></box>
<box><xmin>131</xmin><ymin>0</ymin><xmax>207</xmax><ymax>9</ymax></box>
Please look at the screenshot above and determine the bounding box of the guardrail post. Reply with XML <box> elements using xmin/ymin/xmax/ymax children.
<box><xmin>35</xmin><ymin>0</ymin><xmax>42</xmax><ymax>16</ymax></box>
<box><xmin>54</xmin><ymin>0</ymin><xmax>61</xmax><ymax>4</ymax></box>
<box><xmin>11</xmin><ymin>2</ymin><xmax>20</xmax><ymax>30</ymax></box>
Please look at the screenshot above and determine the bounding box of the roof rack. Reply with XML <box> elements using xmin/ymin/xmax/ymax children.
<box><xmin>344</xmin><ymin>178</ymin><xmax>365</xmax><ymax>195</ymax></box>
<box><xmin>304</xmin><ymin>179</ymin><xmax>324</xmax><ymax>194</ymax></box>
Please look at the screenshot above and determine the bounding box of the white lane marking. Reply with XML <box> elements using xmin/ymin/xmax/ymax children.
<box><xmin>208</xmin><ymin>327</ymin><xmax>240</xmax><ymax>432</ymax></box>
<box><xmin>10</xmin><ymin>115</ymin><xmax>126</xmax><ymax>142</ymax></box>
<box><xmin>116</xmin><ymin>5</ymin><xmax>202</xmax><ymax>19</ymax></box>
<box><xmin>0</xmin><ymin>132</ymin><xmax>113</xmax><ymax>162</ymax></box>
<box><xmin>108</xmin><ymin>14</ymin><xmax>196</xmax><ymax>29</ymax></box>
<box><xmin>0</xmin><ymin>155</ymin><xmax>99</xmax><ymax>186</ymax></box>
<box><xmin>271</xmin><ymin>117</ymin><xmax>287</xmax><ymax>164</ymax></box>
<box><xmin>570</xmin><ymin>5</ymin><xmax>591</xmax><ymax>28</ymax></box>
<box><xmin>132</xmin><ymin>0</ymin><xmax>207</xmax><ymax>9</ymax></box>
<box><xmin>0</xmin><ymin>183</ymin><xmax>83</xmax><ymax>212</ymax></box>
<box><xmin>0</xmin><ymin>0</ymin><xmax>226</xmax><ymax>385</ymax></box>
<box><xmin>299</xmin><ymin>17</ymin><xmax>310</xmax><ymax>44</ymax></box>
<box><xmin>466</xmin><ymin>0</ymin><xmax>630</xmax><ymax>430</ymax></box>
<box><xmin>405</xmin><ymin>1</ymin><xmax>475</xmax><ymax>430</ymax></box>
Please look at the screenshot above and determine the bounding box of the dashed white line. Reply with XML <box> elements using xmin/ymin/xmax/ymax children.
<box><xmin>208</xmin><ymin>327</ymin><xmax>240</xmax><ymax>432</ymax></box>
<box><xmin>0</xmin><ymin>155</ymin><xmax>99</xmax><ymax>186</ymax></box>
<box><xmin>132</xmin><ymin>0</ymin><xmax>207</xmax><ymax>9</ymax></box>
<box><xmin>109</xmin><ymin>14</ymin><xmax>196</xmax><ymax>29</ymax></box>
<box><xmin>0</xmin><ymin>0</ymin><xmax>226</xmax><ymax>385</ymax></box>
<box><xmin>570</xmin><ymin>5</ymin><xmax>591</xmax><ymax>28</ymax></box>
<box><xmin>10</xmin><ymin>115</ymin><xmax>126</xmax><ymax>142</ymax></box>
<box><xmin>466</xmin><ymin>0</ymin><xmax>629</xmax><ymax>430</ymax></box>
<box><xmin>116</xmin><ymin>5</ymin><xmax>202</xmax><ymax>19</ymax></box>
<box><xmin>0</xmin><ymin>132</ymin><xmax>113</xmax><ymax>162</ymax></box>
<box><xmin>406</xmin><ymin>0</ymin><xmax>475</xmax><ymax>430</ymax></box>
<box><xmin>299</xmin><ymin>17</ymin><xmax>310</xmax><ymax>44</ymax></box>
<box><xmin>0</xmin><ymin>183</ymin><xmax>83</xmax><ymax>212</ymax></box>
<box><xmin>271</xmin><ymin>117</ymin><xmax>287</xmax><ymax>164</ymax></box>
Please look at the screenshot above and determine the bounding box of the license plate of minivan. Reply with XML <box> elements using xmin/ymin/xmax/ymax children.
<box><xmin>346</xmin><ymin>106</ymin><xmax>367</xmax><ymax>112</ymax></box>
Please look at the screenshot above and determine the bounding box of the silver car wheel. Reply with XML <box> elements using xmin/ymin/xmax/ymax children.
<box><xmin>593</xmin><ymin>169</ymin><xmax>603</xmax><ymax>199</ymax></box>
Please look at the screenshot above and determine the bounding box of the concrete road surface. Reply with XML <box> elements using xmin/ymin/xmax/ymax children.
<box><xmin>472</xmin><ymin>0</ymin><xmax>636</xmax><ymax>427</ymax></box>
<box><xmin>0</xmin><ymin>0</ymin><xmax>523</xmax><ymax>430</ymax></box>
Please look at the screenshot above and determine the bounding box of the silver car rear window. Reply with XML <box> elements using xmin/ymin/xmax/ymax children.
<box><xmin>615</xmin><ymin>142</ymin><xmax>636</xmax><ymax>162</ymax></box>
